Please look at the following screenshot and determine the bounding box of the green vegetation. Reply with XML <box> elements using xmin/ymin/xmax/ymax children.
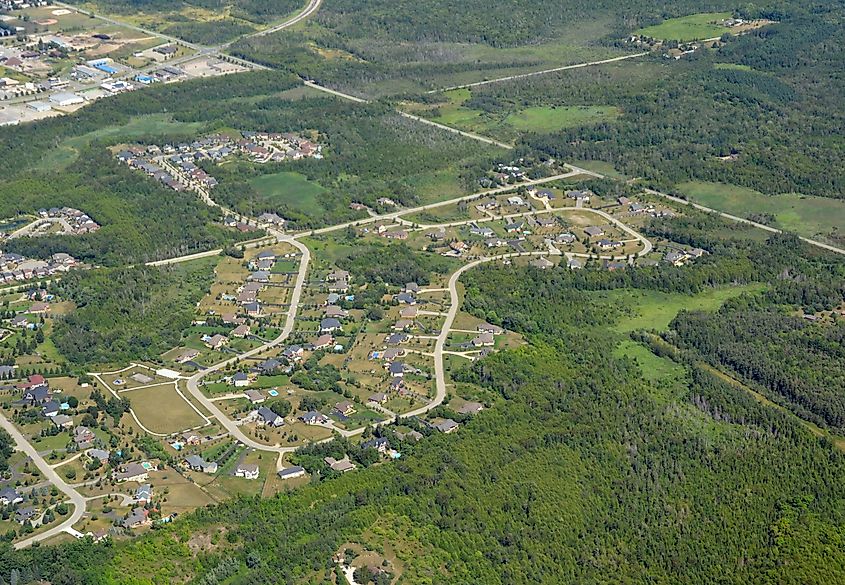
<box><xmin>504</xmin><ymin>105</ymin><xmax>620</xmax><ymax>132</ymax></box>
<box><xmin>676</xmin><ymin>181</ymin><xmax>845</xmax><ymax>242</ymax></box>
<box><xmin>247</xmin><ymin>171</ymin><xmax>328</xmax><ymax>216</ymax></box>
<box><xmin>635</xmin><ymin>12</ymin><xmax>732</xmax><ymax>41</ymax></box>
<box><xmin>51</xmin><ymin>260</ymin><xmax>214</xmax><ymax>367</ymax></box>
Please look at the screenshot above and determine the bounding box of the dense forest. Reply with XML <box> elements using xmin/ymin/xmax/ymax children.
<box><xmin>50</xmin><ymin>262</ymin><xmax>213</xmax><ymax>367</ymax></box>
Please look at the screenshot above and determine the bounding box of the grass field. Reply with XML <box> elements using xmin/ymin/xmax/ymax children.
<box><xmin>504</xmin><ymin>106</ymin><xmax>620</xmax><ymax>132</ymax></box>
<box><xmin>596</xmin><ymin>284</ymin><xmax>765</xmax><ymax>332</ymax></box>
<box><xmin>676</xmin><ymin>181</ymin><xmax>845</xmax><ymax>242</ymax></box>
<box><xmin>635</xmin><ymin>12</ymin><xmax>732</xmax><ymax>41</ymax></box>
<box><xmin>248</xmin><ymin>172</ymin><xmax>328</xmax><ymax>215</ymax></box>
<box><xmin>124</xmin><ymin>383</ymin><xmax>206</xmax><ymax>434</ymax></box>
<box><xmin>34</xmin><ymin>114</ymin><xmax>205</xmax><ymax>172</ymax></box>
<box><xmin>613</xmin><ymin>340</ymin><xmax>685</xmax><ymax>383</ymax></box>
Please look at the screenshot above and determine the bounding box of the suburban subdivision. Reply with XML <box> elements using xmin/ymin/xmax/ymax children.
<box><xmin>0</xmin><ymin>0</ymin><xmax>843</xmax><ymax>583</ymax></box>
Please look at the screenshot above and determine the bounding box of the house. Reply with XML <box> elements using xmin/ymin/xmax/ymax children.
<box><xmin>249</xmin><ymin>270</ymin><xmax>271</xmax><ymax>283</ymax></box>
<box><xmin>300</xmin><ymin>411</ymin><xmax>329</xmax><ymax>425</ymax></box>
<box><xmin>320</xmin><ymin>318</ymin><xmax>342</xmax><ymax>333</ymax></box>
<box><xmin>277</xmin><ymin>465</ymin><xmax>306</xmax><ymax>480</ymax></box>
<box><xmin>15</xmin><ymin>507</ymin><xmax>37</xmax><ymax>525</ymax></box>
<box><xmin>255</xmin><ymin>250</ymin><xmax>276</xmax><ymax>262</ymax></box>
<box><xmin>603</xmin><ymin>260</ymin><xmax>627</xmax><ymax>271</ymax></box>
<box><xmin>536</xmin><ymin>189</ymin><xmax>555</xmax><ymax>200</ymax></box>
<box><xmin>73</xmin><ymin>425</ymin><xmax>96</xmax><ymax>448</ymax></box>
<box><xmin>121</xmin><ymin>507</ymin><xmax>150</xmax><ymax>529</ymax></box>
<box><xmin>477</xmin><ymin>322</ymin><xmax>504</xmax><ymax>335</ymax></box>
<box><xmin>243</xmin><ymin>302</ymin><xmax>262</xmax><ymax>317</ymax></box>
<box><xmin>0</xmin><ymin>487</ymin><xmax>22</xmax><ymax>506</ymax></box>
<box><xmin>386</xmin><ymin>332</ymin><xmax>409</xmax><ymax>345</ymax></box>
<box><xmin>433</xmin><ymin>419</ymin><xmax>459</xmax><ymax>433</ymax></box>
<box><xmin>557</xmin><ymin>233</ymin><xmax>577</xmax><ymax>244</ymax></box>
<box><xmin>458</xmin><ymin>402</ymin><xmax>484</xmax><ymax>415</ymax></box>
<box><xmin>664</xmin><ymin>251</ymin><xmax>686</xmax><ymax>266</ymax></box>
<box><xmin>324</xmin><ymin>305</ymin><xmax>347</xmax><ymax>319</ymax></box>
<box><xmin>258</xmin><ymin>358</ymin><xmax>284</xmax><ymax>374</ymax></box>
<box><xmin>529</xmin><ymin>257</ymin><xmax>554</xmax><ymax>270</ymax></box>
<box><xmin>313</xmin><ymin>334</ymin><xmax>334</xmax><ymax>349</ymax></box>
<box><xmin>566</xmin><ymin>189</ymin><xmax>592</xmax><ymax>202</ymax></box>
<box><xmin>28</xmin><ymin>301</ymin><xmax>50</xmax><ymax>315</ymax></box>
<box><xmin>175</xmin><ymin>348</ymin><xmax>200</xmax><ymax>364</ymax></box>
<box><xmin>388</xmin><ymin>362</ymin><xmax>405</xmax><ymax>377</ymax></box>
<box><xmin>10</xmin><ymin>315</ymin><xmax>30</xmax><ymax>329</ymax></box>
<box><xmin>471</xmin><ymin>332</ymin><xmax>495</xmax><ymax>347</ymax></box>
<box><xmin>244</xmin><ymin>389</ymin><xmax>265</xmax><ymax>404</ymax></box>
<box><xmin>135</xmin><ymin>484</ymin><xmax>152</xmax><ymax>503</ymax></box>
<box><xmin>232</xmin><ymin>372</ymin><xmax>250</xmax><ymax>388</ymax></box>
<box><xmin>114</xmin><ymin>463</ymin><xmax>149</xmax><ymax>483</ymax></box>
<box><xmin>404</xmin><ymin>282</ymin><xmax>420</xmax><ymax>294</ymax></box>
<box><xmin>507</xmin><ymin>196</ymin><xmax>527</xmax><ymax>206</ymax></box>
<box><xmin>396</xmin><ymin>429</ymin><xmax>423</xmax><ymax>442</ymax></box>
<box><xmin>41</xmin><ymin>400</ymin><xmax>60</xmax><ymax>418</ymax></box>
<box><xmin>326</xmin><ymin>269</ymin><xmax>349</xmax><ymax>282</ymax></box>
<box><xmin>335</xmin><ymin>401</ymin><xmax>356</xmax><ymax>416</ymax></box>
<box><xmin>368</xmin><ymin>392</ymin><xmax>388</xmax><ymax>404</ymax></box>
<box><xmin>87</xmin><ymin>448</ymin><xmax>110</xmax><ymax>462</ymax></box>
<box><xmin>469</xmin><ymin>225</ymin><xmax>494</xmax><ymax>238</ymax></box>
<box><xmin>235</xmin><ymin>463</ymin><xmax>259</xmax><ymax>480</ymax></box>
<box><xmin>584</xmin><ymin>226</ymin><xmax>604</xmax><ymax>238</ymax></box>
<box><xmin>399</xmin><ymin>306</ymin><xmax>418</xmax><ymax>319</ymax></box>
<box><xmin>393</xmin><ymin>319</ymin><xmax>414</xmax><ymax>331</ymax></box>
<box><xmin>324</xmin><ymin>456</ymin><xmax>356</xmax><ymax>473</ymax></box>
<box><xmin>50</xmin><ymin>414</ymin><xmax>73</xmax><ymax>429</ymax></box>
<box><xmin>394</xmin><ymin>292</ymin><xmax>416</xmax><ymax>305</ymax></box>
<box><xmin>567</xmin><ymin>257</ymin><xmax>584</xmax><ymax>270</ymax></box>
<box><xmin>204</xmin><ymin>334</ymin><xmax>228</xmax><ymax>350</ymax></box>
<box><xmin>184</xmin><ymin>455</ymin><xmax>217</xmax><ymax>474</ymax></box>
<box><xmin>181</xmin><ymin>431</ymin><xmax>201</xmax><ymax>445</ymax></box>
<box><xmin>362</xmin><ymin>437</ymin><xmax>389</xmax><ymax>453</ymax></box>
<box><xmin>283</xmin><ymin>345</ymin><xmax>304</xmax><ymax>361</ymax></box>
<box><xmin>597</xmin><ymin>239</ymin><xmax>623</xmax><ymax>250</ymax></box>
<box><xmin>257</xmin><ymin>406</ymin><xmax>284</xmax><ymax>427</ymax></box>
<box><xmin>505</xmin><ymin>221</ymin><xmax>525</xmax><ymax>233</ymax></box>
<box><xmin>231</xmin><ymin>324</ymin><xmax>251</xmax><ymax>338</ymax></box>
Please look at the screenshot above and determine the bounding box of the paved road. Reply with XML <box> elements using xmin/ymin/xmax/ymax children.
<box><xmin>225</xmin><ymin>0</ymin><xmax>322</xmax><ymax>45</ymax></box>
<box><xmin>0</xmin><ymin>410</ymin><xmax>86</xmax><ymax>549</ymax></box>
<box><xmin>430</xmin><ymin>52</ymin><xmax>650</xmax><ymax>93</ymax></box>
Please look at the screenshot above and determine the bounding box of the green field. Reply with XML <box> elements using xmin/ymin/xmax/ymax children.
<box><xmin>124</xmin><ymin>383</ymin><xmax>206</xmax><ymax>434</ymax></box>
<box><xmin>635</xmin><ymin>12</ymin><xmax>732</xmax><ymax>41</ymax></box>
<box><xmin>504</xmin><ymin>106</ymin><xmax>620</xmax><ymax>132</ymax></box>
<box><xmin>595</xmin><ymin>284</ymin><xmax>765</xmax><ymax>332</ymax></box>
<box><xmin>248</xmin><ymin>172</ymin><xmax>329</xmax><ymax>215</ymax></box>
<box><xmin>676</xmin><ymin>181</ymin><xmax>845</xmax><ymax>241</ymax></box>
<box><xmin>613</xmin><ymin>339</ymin><xmax>685</xmax><ymax>383</ymax></box>
<box><xmin>34</xmin><ymin>114</ymin><xmax>205</xmax><ymax>172</ymax></box>
<box><xmin>417</xmin><ymin>90</ymin><xmax>619</xmax><ymax>140</ymax></box>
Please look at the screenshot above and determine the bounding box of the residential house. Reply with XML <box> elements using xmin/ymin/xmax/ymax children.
<box><xmin>204</xmin><ymin>334</ymin><xmax>228</xmax><ymax>350</ymax></box>
<box><xmin>399</xmin><ymin>306</ymin><xmax>418</xmax><ymax>319</ymax></box>
<box><xmin>300</xmin><ymin>411</ymin><xmax>329</xmax><ymax>425</ymax></box>
<box><xmin>73</xmin><ymin>425</ymin><xmax>96</xmax><ymax>448</ymax></box>
<box><xmin>477</xmin><ymin>322</ymin><xmax>504</xmax><ymax>335</ymax></box>
<box><xmin>114</xmin><ymin>463</ymin><xmax>149</xmax><ymax>483</ymax></box>
<box><xmin>388</xmin><ymin>362</ymin><xmax>405</xmax><ymax>377</ymax></box>
<box><xmin>361</xmin><ymin>437</ymin><xmax>389</xmax><ymax>453</ymax></box>
<box><xmin>584</xmin><ymin>226</ymin><xmax>604</xmax><ymax>238</ymax></box>
<box><xmin>41</xmin><ymin>400</ymin><xmax>60</xmax><ymax>418</ymax></box>
<box><xmin>394</xmin><ymin>292</ymin><xmax>416</xmax><ymax>305</ymax></box>
<box><xmin>175</xmin><ymin>348</ymin><xmax>200</xmax><ymax>364</ymax></box>
<box><xmin>335</xmin><ymin>401</ymin><xmax>356</xmax><ymax>416</ymax></box>
<box><xmin>313</xmin><ymin>334</ymin><xmax>334</xmax><ymax>349</ymax></box>
<box><xmin>257</xmin><ymin>406</ymin><xmax>284</xmax><ymax>427</ymax></box>
<box><xmin>567</xmin><ymin>257</ymin><xmax>584</xmax><ymax>270</ymax></box>
<box><xmin>458</xmin><ymin>402</ymin><xmax>484</xmax><ymax>415</ymax></box>
<box><xmin>231</xmin><ymin>324</ymin><xmax>251</xmax><ymax>338</ymax></box>
<box><xmin>368</xmin><ymin>392</ymin><xmax>388</xmax><ymax>404</ymax></box>
<box><xmin>277</xmin><ymin>466</ymin><xmax>306</xmax><ymax>480</ymax></box>
<box><xmin>181</xmin><ymin>431</ymin><xmax>201</xmax><ymax>445</ymax></box>
<box><xmin>324</xmin><ymin>456</ymin><xmax>356</xmax><ymax>473</ymax></box>
<box><xmin>184</xmin><ymin>455</ymin><xmax>217</xmax><ymax>474</ymax></box>
<box><xmin>135</xmin><ymin>484</ymin><xmax>152</xmax><ymax>504</ymax></box>
<box><xmin>320</xmin><ymin>318</ymin><xmax>342</xmax><ymax>334</ymax></box>
<box><xmin>232</xmin><ymin>372</ymin><xmax>250</xmax><ymax>387</ymax></box>
<box><xmin>0</xmin><ymin>487</ymin><xmax>22</xmax><ymax>506</ymax></box>
<box><xmin>433</xmin><ymin>419</ymin><xmax>459</xmax><ymax>433</ymax></box>
<box><xmin>121</xmin><ymin>507</ymin><xmax>150</xmax><ymax>529</ymax></box>
<box><xmin>235</xmin><ymin>463</ymin><xmax>259</xmax><ymax>480</ymax></box>
<box><xmin>50</xmin><ymin>414</ymin><xmax>73</xmax><ymax>429</ymax></box>
<box><xmin>87</xmin><ymin>448</ymin><xmax>110</xmax><ymax>463</ymax></box>
<box><xmin>244</xmin><ymin>389</ymin><xmax>265</xmax><ymax>404</ymax></box>
<box><xmin>529</xmin><ymin>257</ymin><xmax>554</xmax><ymax>270</ymax></box>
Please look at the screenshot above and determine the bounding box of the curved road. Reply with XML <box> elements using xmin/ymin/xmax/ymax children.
<box><xmin>0</xmin><ymin>411</ymin><xmax>87</xmax><ymax>549</ymax></box>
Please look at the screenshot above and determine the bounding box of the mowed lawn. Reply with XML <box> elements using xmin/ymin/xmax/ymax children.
<box><xmin>596</xmin><ymin>284</ymin><xmax>765</xmax><ymax>332</ymax></box>
<box><xmin>676</xmin><ymin>181</ymin><xmax>845</xmax><ymax>241</ymax></box>
<box><xmin>249</xmin><ymin>171</ymin><xmax>327</xmax><ymax>215</ymax></box>
<box><xmin>635</xmin><ymin>12</ymin><xmax>732</xmax><ymax>41</ymax></box>
<box><xmin>123</xmin><ymin>383</ymin><xmax>205</xmax><ymax>434</ymax></box>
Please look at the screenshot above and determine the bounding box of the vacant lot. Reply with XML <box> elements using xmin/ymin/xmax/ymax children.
<box><xmin>676</xmin><ymin>181</ymin><xmax>845</xmax><ymax>243</ymax></box>
<box><xmin>504</xmin><ymin>106</ymin><xmax>620</xmax><ymax>132</ymax></box>
<box><xmin>123</xmin><ymin>383</ymin><xmax>206</xmax><ymax>434</ymax></box>
<box><xmin>249</xmin><ymin>172</ymin><xmax>327</xmax><ymax>216</ymax></box>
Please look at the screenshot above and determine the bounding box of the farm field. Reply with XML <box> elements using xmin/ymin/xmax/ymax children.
<box><xmin>675</xmin><ymin>181</ymin><xmax>845</xmax><ymax>243</ymax></box>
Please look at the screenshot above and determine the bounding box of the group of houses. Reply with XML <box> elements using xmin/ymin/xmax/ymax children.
<box><xmin>0</xmin><ymin>250</ymin><xmax>78</xmax><ymax>284</ymax></box>
<box><xmin>34</xmin><ymin>207</ymin><xmax>100</xmax><ymax>235</ymax></box>
<box><xmin>116</xmin><ymin>131</ymin><xmax>323</xmax><ymax>195</ymax></box>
